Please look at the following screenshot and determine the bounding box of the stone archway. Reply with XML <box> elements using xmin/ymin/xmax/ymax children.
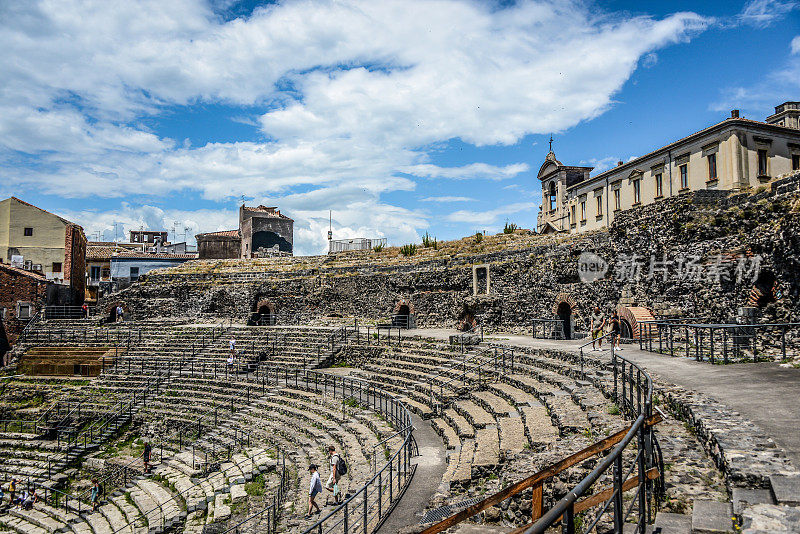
<box><xmin>616</xmin><ymin>306</ymin><xmax>655</xmax><ymax>340</ymax></box>
<box><xmin>747</xmin><ymin>270</ymin><xmax>777</xmax><ymax>308</ymax></box>
<box><xmin>552</xmin><ymin>293</ymin><xmax>578</xmax><ymax>340</ymax></box>
<box><xmin>105</xmin><ymin>302</ymin><xmax>129</xmax><ymax>324</ymax></box>
<box><xmin>251</xmin><ymin>297</ymin><xmax>277</xmax><ymax>326</ymax></box>
<box><xmin>392</xmin><ymin>300</ymin><xmax>415</xmax><ymax>328</ymax></box>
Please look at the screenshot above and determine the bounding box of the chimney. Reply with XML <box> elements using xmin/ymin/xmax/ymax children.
<box><xmin>731</xmin><ymin>109</ymin><xmax>739</xmax><ymax>118</ymax></box>
<box><xmin>617</xmin><ymin>161</ymin><xmax>624</xmax><ymax>167</ymax></box>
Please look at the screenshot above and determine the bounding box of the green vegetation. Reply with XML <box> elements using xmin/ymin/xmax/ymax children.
<box><xmin>400</xmin><ymin>244</ymin><xmax>417</xmax><ymax>256</ymax></box>
<box><xmin>503</xmin><ymin>221</ymin><xmax>518</xmax><ymax>234</ymax></box>
<box><xmin>421</xmin><ymin>232</ymin><xmax>438</xmax><ymax>249</ymax></box>
<box><xmin>373</xmin><ymin>243</ymin><xmax>385</xmax><ymax>252</ymax></box>
<box><xmin>607</xmin><ymin>404</ymin><xmax>620</xmax><ymax>415</ymax></box>
<box><xmin>474</xmin><ymin>232</ymin><xmax>483</xmax><ymax>243</ymax></box>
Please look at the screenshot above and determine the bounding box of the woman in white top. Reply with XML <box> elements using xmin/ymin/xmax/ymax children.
<box><xmin>306</xmin><ymin>464</ymin><xmax>322</xmax><ymax>518</ymax></box>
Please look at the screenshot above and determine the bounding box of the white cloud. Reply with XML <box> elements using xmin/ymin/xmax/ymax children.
<box><xmin>446</xmin><ymin>202</ymin><xmax>538</xmax><ymax>225</ymax></box>
<box><xmin>712</xmin><ymin>36</ymin><xmax>800</xmax><ymax>114</ymax></box>
<box><xmin>0</xmin><ymin>0</ymin><xmax>712</xmax><ymax>253</ymax></box>
<box><xmin>401</xmin><ymin>163</ymin><xmax>529</xmax><ymax>181</ymax></box>
<box><xmin>738</xmin><ymin>0</ymin><xmax>798</xmax><ymax>28</ymax></box>
<box><xmin>419</xmin><ymin>196</ymin><xmax>476</xmax><ymax>202</ymax></box>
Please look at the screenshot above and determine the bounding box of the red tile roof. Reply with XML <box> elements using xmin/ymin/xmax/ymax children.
<box><xmin>0</xmin><ymin>262</ymin><xmax>48</xmax><ymax>281</ymax></box>
<box><xmin>197</xmin><ymin>229</ymin><xmax>240</xmax><ymax>238</ymax></box>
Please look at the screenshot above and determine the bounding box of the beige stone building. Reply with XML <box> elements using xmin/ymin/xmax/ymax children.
<box><xmin>538</xmin><ymin>102</ymin><xmax>800</xmax><ymax>234</ymax></box>
<box><xmin>0</xmin><ymin>197</ymin><xmax>86</xmax><ymax>302</ymax></box>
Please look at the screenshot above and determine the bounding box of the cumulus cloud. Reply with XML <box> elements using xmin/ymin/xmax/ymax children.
<box><xmin>0</xmin><ymin>0</ymin><xmax>712</xmax><ymax>253</ymax></box>
<box><xmin>792</xmin><ymin>35</ymin><xmax>800</xmax><ymax>54</ymax></box>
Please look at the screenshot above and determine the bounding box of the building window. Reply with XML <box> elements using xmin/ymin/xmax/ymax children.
<box><xmin>90</xmin><ymin>266</ymin><xmax>101</xmax><ymax>281</ymax></box>
<box><xmin>680</xmin><ymin>164</ymin><xmax>688</xmax><ymax>189</ymax></box>
<box><xmin>23</xmin><ymin>227</ymin><xmax>33</xmax><ymax>236</ymax></box>
<box><xmin>707</xmin><ymin>154</ymin><xmax>717</xmax><ymax>180</ymax></box>
<box><xmin>16</xmin><ymin>303</ymin><xmax>32</xmax><ymax>320</ymax></box>
<box><xmin>101</xmin><ymin>268</ymin><xmax>110</xmax><ymax>279</ymax></box>
<box><xmin>52</xmin><ymin>262</ymin><xmax>62</xmax><ymax>273</ymax></box>
<box><xmin>757</xmin><ymin>149</ymin><xmax>768</xmax><ymax>176</ymax></box>
<box><xmin>130</xmin><ymin>267</ymin><xmax>140</xmax><ymax>281</ymax></box>
<box><xmin>655</xmin><ymin>173</ymin><xmax>663</xmax><ymax>197</ymax></box>
<box><xmin>570</xmin><ymin>205</ymin><xmax>576</xmax><ymax>225</ymax></box>
<box><xmin>613</xmin><ymin>189</ymin><xmax>620</xmax><ymax>210</ymax></box>
<box><xmin>633</xmin><ymin>179</ymin><xmax>641</xmax><ymax>204</ymax></box>
<box><xmin>596</xmin><ymin>194</ymin><xmax>603</xmax><ymax>217</ymax></box>
<box><xmin>792</xmin><ymin>154</ymin><xmax>799</xmax><ymax>171</ymax></box>
<box><xmin>580</xmin><ymin>200</ymin><xmax>586</xmax><ymax>223</ymax></box>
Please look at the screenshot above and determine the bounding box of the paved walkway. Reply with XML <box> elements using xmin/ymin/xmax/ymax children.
<box><xmin>407</xmin><ymin>328</ymin><xmax>800</xmax><ymax>468</ymax></box>
<box><xmin>377</xmin><ymin>412</ymin><xmax>448</xmax><ymax>533</ymax></box>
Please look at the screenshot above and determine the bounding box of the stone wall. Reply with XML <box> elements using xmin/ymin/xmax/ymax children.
<box><xmin>105</xmin><ymin>171</ymin><xmax>800</xmax><ymax>330</ymax></box>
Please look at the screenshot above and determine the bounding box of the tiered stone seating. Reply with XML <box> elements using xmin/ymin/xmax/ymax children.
<box><xmin>339</xmin><ymin>337</ymin><xmax>629</xmax><ymax>499</ymax></box>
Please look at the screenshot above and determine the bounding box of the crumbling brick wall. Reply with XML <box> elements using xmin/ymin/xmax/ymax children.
<box><xmin>0</xmin><ymin>265</ymin><xmax>50</xmax><ymax>348</ymax></box>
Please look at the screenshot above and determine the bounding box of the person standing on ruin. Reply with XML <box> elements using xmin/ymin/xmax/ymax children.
<box><xmin>326</xmin><ymin>445</ymin><xmax>343</xmax><ymax>505</ymax></box>
<box><xmin>590</xmin><ymin>307</ymin><xmax>605</xmax><ymax>350</ymax></box>
<box><xmin>142</xmin><ymin>441</ymin><xmax>152</xmax><ymax>473</ymax></box>
<box><xmin>610</xmin><ymin>312</ymin><xmax>622</xmax><ymax>351</ymax></box>
<box><xmin>306</xmin><ymin>464</ymin><xmax>322</xmax><ymax>518</ymax></box>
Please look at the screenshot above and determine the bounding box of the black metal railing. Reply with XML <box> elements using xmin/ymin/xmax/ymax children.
<box><xmin>43</xmin><ymin>305</ymin><xmax>95</xmax><ymax>319</ymax></box>
<box><xmin>638</xmin><ymin>321</ymin><xmax>800</xmax><ymax>363</ymax></box>
<box><xmin>531</xmin><ymin>318</ymin><xmax>565</xmax><ymax>340</ymax></box>
<box><xmin>523</xmin><ymin>349</ymin><xmax>662</xmax><ymax>534</ymax></box>
<box><xmin>217</xmin><ymin>450</ymin><xmax>290</xmax><ymax>534</ymax></box>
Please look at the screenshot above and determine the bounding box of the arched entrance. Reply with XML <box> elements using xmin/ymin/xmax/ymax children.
<box><xmin>620</xmin><ymin>318</ymin><xmax>634</xmax><ymax>339</ymax></box>
<box><xmin>391</xmin><ymin>300</ymin><xmax>414</xmax><ymax>328</ymax></box>
<box><xmin>749</xmin><ymin>270</ymin><xmax>777</xmax><ymax>308</ymax></box>
<box><xmin>251</xmin><ymin>298</ymin><xmax>277</xmax><ymax>326</ymax></box>
<box><xmin>556</xmin><ymin>302</ymin><xmax>572</xmax><ymax>340</ymax></box>
<box><xmin>105</xmin><ymin>303</ymin><xmax>127</xmax><ymax>324</ymax></box>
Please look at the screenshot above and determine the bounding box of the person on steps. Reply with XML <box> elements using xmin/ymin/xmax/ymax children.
<box><xmin>326</xmin><ymin>445</ymin><xmax>342</xmax><ymax>505</ymax></box>
<box><xmin>7</xmin><ymin>479</ymin><xmax>15</xmax><ymax>507</ymax></box>
<box><xmin>142</xmin><ymin>441</ymin><xmax>152</xmax><ymax>473</ymax></box>
<box><xmin>91</xmin><ymin>479</ymin><xmax>100</xmax><ymax>511</ymax></box>
<box><xmin>306</xmin><ymin>464</ymin><xmax>322</xmax><ymax>518</ymax></box>
<box><xmin>590</xmin><ymin>307</ymin><xmax>605</xmax><ymax>350</ymax></box>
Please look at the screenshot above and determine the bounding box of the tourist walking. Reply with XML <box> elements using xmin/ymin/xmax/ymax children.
<box><xmin>590</xmin><ymin>307</ymin><xmax>605</xmax><ymax>350</ymax></box>
<box><xmin>142</xmin><ymin>441</ymin><xmax>152</xmax><ymax>473</ymax></box>
<box><xmin>610</xmin><ymin>312</ymin><xmax>622</xmax><ymax>351</ymax></box>
<box><xmin>326</xmin><ymin>445</ymin><xmax>345</xmax><ymax>505</ymax></box>
<box><xmin>306</xmin><ymin>464</ymin><xmax>322</xmax><ymax>518</ymax></box>
<box><xmin>90</xmin><ymin>479</ymin><xmax>100</xmax><ymax>511</ymax></box>
<box><xmin>116</xmin><ymin>305</ymin><xmax>124</xmax><ymax>323</ymax></box>
<box><xmin>7</xmin><ymin>478</ymin><xmax>16</xmax><ymax>506</ymax></box>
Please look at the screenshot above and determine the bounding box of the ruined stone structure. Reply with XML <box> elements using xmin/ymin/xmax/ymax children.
<box><xmin>195</xmin><ymin>205</ymin><xmax>294</xmax><ymax>260</ymax></box>
<box><xmin>107</xmin><ymin>171</ymin><xmax>800</xmax><ymax>336</ymax></box>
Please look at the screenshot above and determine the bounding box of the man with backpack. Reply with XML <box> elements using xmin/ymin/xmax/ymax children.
<box><xmin>326</xmin><ymin>445</ymin><xmax>347</xmax><ymax>505</ymax></box>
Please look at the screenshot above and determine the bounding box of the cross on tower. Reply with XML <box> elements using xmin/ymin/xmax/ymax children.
<box><xmin>549</xmin><ymin>134</ymin><xmax>553</xmax><ymax>153</ymax></box>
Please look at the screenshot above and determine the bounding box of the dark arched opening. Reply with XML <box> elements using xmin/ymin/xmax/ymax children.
<box><xmin>620</xmin><ymin>318</ymin><xmax>633</xmax><ymax>340</ymax></box>
<box><xmin>556</xmin><ymin>302</ymin><xmax>572</xmax><ymax>340</ymax></box>
<box><xmin>753</xmin><ymin>270</ymin><xmax>776</xmax><ymax>308</ymax></box>
<box><xmin>249</xmin><ymin>298</ymin><xmax>277</xmax><ymax>326</ymax></box>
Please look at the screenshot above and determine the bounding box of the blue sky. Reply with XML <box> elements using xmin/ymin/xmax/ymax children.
<box><xmin>1</xmin><ymin>0</ymin><xmax>798</xmax><ymax>255</ymax></box>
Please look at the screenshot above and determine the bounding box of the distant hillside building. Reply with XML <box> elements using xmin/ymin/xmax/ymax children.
<box><xmin>538</xmin><ymin>103</ymin><xmax>800</xmax><ymax>234</ymax></box>
<box><xmin>0</xmin><ymin>197</ymin><xmax>86</xmax><ymax>304</ymax></box>
<box><xmin>196</xmin><ymin>205</ymin><xmax>293</xmax><ymax>260</ymax></box>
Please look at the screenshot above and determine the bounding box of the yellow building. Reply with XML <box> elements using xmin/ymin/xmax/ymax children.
<box><xmin>538</xmin><ymin>103</ymin><xmax>800</xmax><ymax>234</ymax></box>
<box><xmin>0</xmin><ymin>197</ymin><xmax>86</xmax><ymax>303</ymax></box>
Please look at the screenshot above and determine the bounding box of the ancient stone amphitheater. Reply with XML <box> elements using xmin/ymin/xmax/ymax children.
<box><xmin>2</xmin><ymin>173</ymin><xmax>800</xmax><ymax>534</ymax></box>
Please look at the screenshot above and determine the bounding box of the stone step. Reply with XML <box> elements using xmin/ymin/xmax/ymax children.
<box><xmin>430</xmin><ymin>418</ymin><xmax>459</xmax><ymax>450</ymax></box>
<box><xmin>472</xmin><ymin>427</ymin><xmax>500</xmax><ymax>472</ymax></box>
<box><xmin>453</xmin><ymin>400</ymin><xmax>494</xmax><ymax>429</ymax></box>
<box><xmin>450</xmin><ymin>440</ymin><xmax>474</xmax><ymax>485</ymax></box>
<box><xmin>471</xmin><ymin>390</ymin><xmax>515</xmax><ymax>417</ymax></box>
<box><xmin>498</xmin><ymin>416</ymin><xmax>527</xmax><ymax>456</ymax></box>
<box><xmin>519</xmin><ymin>404</ymin><xmax>559</xmax><ymax>445</ymax></box>
<box><xmin>442</xmin><ymin>409</ymin><xmax>475</xmax><ymax>439</ymax></box>
<box><xmin>691</xmin><ymin>500</ymin><xmax>733</xmax><ymax>534</ymax></box>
